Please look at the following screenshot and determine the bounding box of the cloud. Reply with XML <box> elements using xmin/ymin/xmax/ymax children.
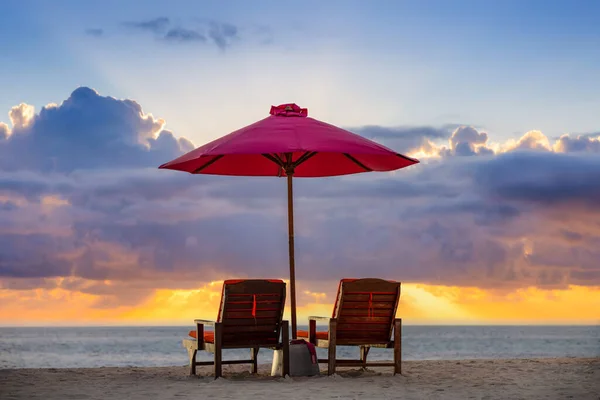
<box><xmin>354</xmin><ymin>125</ymin><xmax>455</xmax><ymax>154</ymax></box>
<box><xmin>122</xmin><ymin>17</ymin><xmax>170</xmax><ymax>33</ymax></box>
<box><xmin>207</xmin><ymin>21</ymin><xmax>238</xmax><ymax>50</ymax></box>
<box><xmin>94</xmin><ymin>17</ymin><xmax>244</xmax><ymax>49</ymax></box>
<box><xmin>164</xmin><ymin>28</ymin><xmax>206</xmax><ymax>43</ymax></box>
<box><xmin>9</xmin><ymin>103</ymin><xmax>35</xmax><ymax>130</ymax></box>
<box><xmin>405</xmin><ymin>125</ymin><xmax>495</xmax><ymax>158</ymax></box>
<box><xmin>506</xmin><ymin>130</ymin><xmax>552</xmax><ymax>152</ymax></box>
<box><xmin>1</xmin><ymin>88</ymin><xmax>599</xmax><ymax>311</ymax></box>
<box><xmin>84</xmin><ymin>28</ymin><xmax>104</xmax><ymax>37</ymax></box>
<box><xmin>0</xmin><ymin>87</ymin><xmax>188</xmax><ymax>172</ymax></box>
<box><xmin>406</xmin><ymin>124</ymin><xmax>600</xmax><ymax>160</ymax></box>
<box><xmin>0</xmin><ymin>122</ymin><xmax>9</xmax><ymax>140</ymax></box>
<box><xmin>553</xmin><ymin>133</ymin><xmax>600</xmax><ymax>153</ymax></box>
<box><xmin>474</xmin><ymin>151</ymin><xmax>600</xmax><ymax>209</ymax></box>
<box><xmin>446</xmin><ymin>126</ymin><xmax>491</xmax><ymax>156</ymax></box>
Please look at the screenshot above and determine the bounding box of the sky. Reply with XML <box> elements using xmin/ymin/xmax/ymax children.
<box><xmin>0</xmin><ymin>0</ymin><xmax>599</xmax><ymax>326</ymax></box>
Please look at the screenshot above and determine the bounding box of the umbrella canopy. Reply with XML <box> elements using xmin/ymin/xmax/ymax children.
<box><xmin>160</xmin><ymin>103</ymin><xmax>418</xmax><ymax>177</ymax></box>
<box><xmin>159</xmin><ymin>103</ymin><xmax>419</xmax><ymax>338</ymax></box>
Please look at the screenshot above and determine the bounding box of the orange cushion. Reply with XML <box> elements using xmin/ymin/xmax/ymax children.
<box><xmin>188</xmin><ymin>330</ymin><xmax>215</xmax><ymax>343</ymax></box>
<box><xmin>297</xmin><ymin>329</ymin><xmax>328</xmax><ymax>340</ymax></box>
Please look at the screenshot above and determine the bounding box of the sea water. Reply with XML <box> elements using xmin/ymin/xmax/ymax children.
<box><xmin>1</xmin><ymin>325</ymin><xmax>598</xmax><ymax>369</ymax></box>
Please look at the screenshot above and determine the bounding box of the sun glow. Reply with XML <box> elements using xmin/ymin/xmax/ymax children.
<box><xmin>3</xmin><ymin>280</ymin><xmax>598</xmax><ymax>326</ymax></box>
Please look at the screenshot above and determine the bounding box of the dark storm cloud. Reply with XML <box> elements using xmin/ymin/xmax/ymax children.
<box><xmin>474</xmin><ymin>151</ymin><xmax>600</xmax><ymax>209</ymax></box>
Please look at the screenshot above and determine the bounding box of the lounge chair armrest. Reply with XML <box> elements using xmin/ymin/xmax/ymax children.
<box><xmin>308</xmin><ymin>316</ymin><xmax>330</xmax><ymax>322</ymax></box>
<box><xmin>194</xmin><ymin>319</ymin><xmax>216</xmax><ymax>326</ymax></box>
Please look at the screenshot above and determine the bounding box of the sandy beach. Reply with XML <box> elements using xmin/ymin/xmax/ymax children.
<box><xmin>1</xmin><ymin>357</ymin><xmax>598</xmax><ymax>400</ymax></box>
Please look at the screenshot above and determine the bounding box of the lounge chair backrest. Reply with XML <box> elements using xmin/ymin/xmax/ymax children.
<box><xmin>217</xmin><ymin>279</ymin><xmax>286</xmax><ymax>347</ymax></box>
<box><xmin>332</xmin><ymin>278</ymin><xmax>401</xmax><ymax>345</ymax></box>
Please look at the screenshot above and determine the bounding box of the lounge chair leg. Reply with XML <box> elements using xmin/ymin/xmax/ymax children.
<box><xmin>214</xmin><ymin>349</ymin><xmax>222</xmax><ymax>378</ymax></box>
<box><xmin>251</xmin><ymin>347</ymin><xmax>259</xmax><ymax>374</ymax></box>
<box><xmin>214</xmin><ymin>323</ymin><xmax>223</xmax><ymax>379</ymax></box>
<box><xmin>393</xmin><ymin>318</ymin><xmax>402</xmax><ymax>375</ymax></box>
<box><xmin>282</xmin><ymin>320</ymin><xmax>290</xmax><ymax>376</ymax></box>
<box><xmin>189</xmin><ymin>349</ymin><xmax>197</xmax><ymax>376</ymax></box>
<box><xmin>360</xmin><ymin>346</ymin><xmax>370</xmax><ymax>370</ymax></box>
<box><xmin>327</xmin><ymin>344</ymin><xmax>336</xmax><ymax>375</ymax></box>
<box><xmin>327</xmin><ymin>320</ymin><xmax>337</xmax><ymax>375</ymax></box>
<box><xmin>309</xmin><ymin>319</ymin><xmax>317</xmax><ymax>344</ymax></box>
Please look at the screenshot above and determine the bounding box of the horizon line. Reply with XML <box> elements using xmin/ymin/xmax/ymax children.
<box><xmin>1</xmin><ymin>323</ymin><xmax>598</xmax><ymax>328</ymax></box>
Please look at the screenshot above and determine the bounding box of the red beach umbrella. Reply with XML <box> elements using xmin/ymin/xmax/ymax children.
<box><xmin>159</xmin><ymin>103</ymin><xmax>419</xmax><ymax>338</ymax></box>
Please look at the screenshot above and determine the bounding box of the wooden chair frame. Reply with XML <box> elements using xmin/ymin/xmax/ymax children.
<box><xmin>302</xmin><ymin>278</ymin><xmax>402</xmax><ymax>375</ymax></box>
<box><xmin>185</xmin><ymin>319</ymin><xmax>290</xmax><ymax>378</ymax></box>
<box><xmin>307</xmin><ymin>316</ymin><xmax>402</xmax><ymax>375</ymax></box>
<box><xmin>182</xmin><ymin>280</ymin><xmax>290</xmax><ymax>378</ymax></box>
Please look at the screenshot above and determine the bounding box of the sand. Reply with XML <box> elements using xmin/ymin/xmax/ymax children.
<box><xmin>1</xmin><ymin>358</ymin><xmax>599</xmax><ymax>400</ymax></box>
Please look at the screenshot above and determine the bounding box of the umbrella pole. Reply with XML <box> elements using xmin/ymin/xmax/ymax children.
<box><xmin>286</xmin><ymin>172</ymin><xmax>297</xmax><ymax>339</ymax></box>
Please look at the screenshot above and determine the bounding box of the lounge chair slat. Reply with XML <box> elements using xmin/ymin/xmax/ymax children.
<box><xmin>220</xmin><ymin>325</ymin><xmax>279</xmax><ymax>333</ymax></box>
<box><xmin>335</xmin><ymin>316</ymin><xmax>390</xmax><ymax>323</ymax></box>
<box><xmin>338</xmin><ymin>325</ymin><xmax>390</xmax><ymax>330</ymax></box>
<box><xmin>342</xmin><ymin>294</ymin><xmax>397</xmax><ymax>301</ymax></box>
<box><xmin>339</xmin><ymin>302</ymin><xmax>396</xmax><ymax>308</ymax></box>
<box><xmin>224</xmin><ymin>310</ymin><xmax>281</xmax><ymax>318</ymax></box>
<box><xmin>224</xmin><ymin>303</ymin><xmax>281</xmax><ymax>309</ymax></box>
<box><xmin>339</xmin><ymin>309</ymin><xmax>394</xmax><ymax>317</ymax></box>
<box><xmin>222</xmin><ymin>319</ymin><xmax>280</xmax><ymax>327</ymax></box>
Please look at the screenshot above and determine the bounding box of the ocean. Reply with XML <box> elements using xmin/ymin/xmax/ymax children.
<box><xmin>1</xmin><ymin>325</ymin><xmax>598</xmax><ymax>369</ymax></box>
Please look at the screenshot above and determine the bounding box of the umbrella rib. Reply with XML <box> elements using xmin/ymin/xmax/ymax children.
<box><xmin>192</xmin><ymin>155</ymin><xmax>225</xmax><ymax>173</ymax></box>
<box><xmin>262</xmin><ymin>153</ymin><xmax>284</xmax><ymax>167</ymax></box>
<box><xmin>274</xmin><ymin>153</ymin><xmax>286</xmax><ymax>165</ymax></box>
<box><xmin>262</xmin><ymin>153</ymin><xmax>286</xmax><ymax>176</ymax></box>
<box><xmin>262</xmin><ymin>151</ymin><xmax>318</xmax><ymax>173</ymax></box>
<box><xmin>293</xmin><ymin>151</ymin><xmax>318</xmax><ymax>168</ymax></box>
<box><xmin>343</xmin><ymin>153</ymin><xmax>372</xmax><ymax>172</ymax></box>
<box><xmin>396</xmin><ymin>153</ymin><xmax>420</xmax><ymax>164</ymax></box>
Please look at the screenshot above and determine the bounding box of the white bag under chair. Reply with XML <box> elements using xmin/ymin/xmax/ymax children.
<box><xmin>272</xmin><ymin>339</ymin><xmax>320</xmax><ymax>377</ymax></box>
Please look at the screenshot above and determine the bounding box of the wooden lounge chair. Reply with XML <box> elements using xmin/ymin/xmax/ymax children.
<box><xmin>182</xmin><ymin>279</ymin><xmax>290</xmax><ymax>378</ymax></box>
<box><xmin>297</xmin><ymin>278</ymin><xmax>402</xmax><ymax>375</ymax></box>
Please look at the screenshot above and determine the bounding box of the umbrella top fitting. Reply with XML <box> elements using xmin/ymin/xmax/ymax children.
<box><xmin>269</xmin><ymin>103</ymin><xmax>308</xmax><ymax>117</ymax></box>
